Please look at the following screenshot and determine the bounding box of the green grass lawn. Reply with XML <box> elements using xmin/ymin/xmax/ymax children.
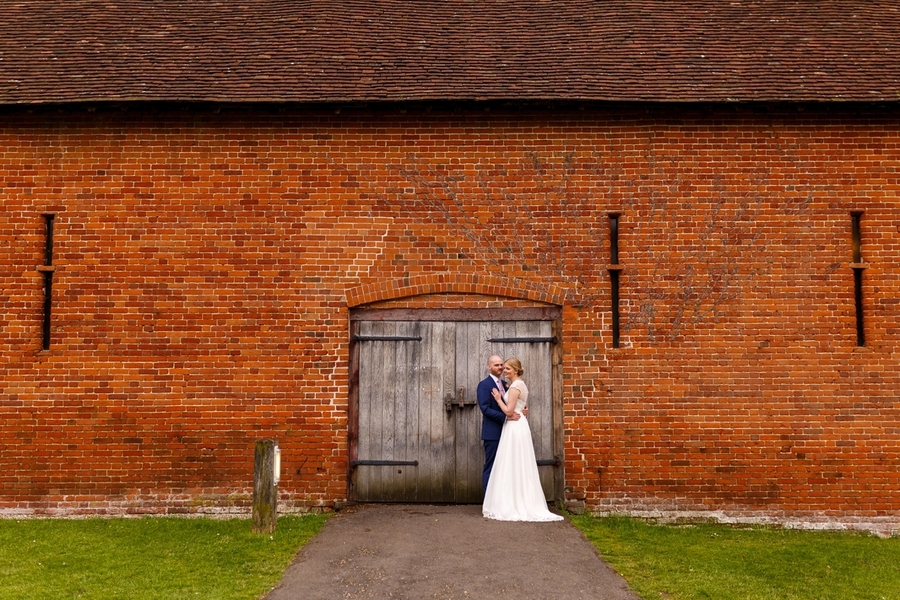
<box><xmin>3</xmin><ymin>512</ymin><xmax>898</xmax><ymax>600</ymax></box>
<box><xmin>570</xmin><ymin>515</ymin><xmax>900</xmax><ymax>600</ymax></box>
<box><xmin>0</xmin><ymin>514</ymin><xmax>328</xmax><ymax>600</ymax></box>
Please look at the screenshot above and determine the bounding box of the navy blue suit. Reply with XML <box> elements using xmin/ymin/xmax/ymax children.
<box><xmin>477</xmin><ymin>375</ymin><xmax>507</xmax><ymax>495</ymax></box>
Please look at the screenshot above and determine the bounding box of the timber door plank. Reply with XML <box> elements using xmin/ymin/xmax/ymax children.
<box><xmin>454</xmin><ymin>322</ymin><xmax>483</xmax><ymax>503</ymax></box>
<box><xmin>381</xmin><ymin>323</ymin><xmax>397</xmax><ymax>502</ymax></box>
<box><xmin>357</xmin><ymin>321</ymin><xmax>382</xmax><ymax>500</ymax></box>
<box><xmin>394</xmin><ymin>321</ymin><xmax>416</xmax><ymax>502</ymax></box>
<box><xmin>404</xmin><ymin>322</ymin><xmax>422</xmax><ymax>501</ymax></box>
<box><xmin>436</xmin><ymin>321</ymin><xmax>457</xmax><ymax>502</ymax></box>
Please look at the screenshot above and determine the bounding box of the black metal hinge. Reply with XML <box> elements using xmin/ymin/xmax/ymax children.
<box><xmin>351</xmin><ymin>460</ymin><xmax>420</xmax><ymax>467</ymax></box>
<box><xmin>352</xmin><ymin>335</ymin><xmax>422</xmax><ymax>342</ymax></box>
<box><xmin>487</xmin><ymin>337</ymin><xmax>557</xmax><ymax>344</ymax></box>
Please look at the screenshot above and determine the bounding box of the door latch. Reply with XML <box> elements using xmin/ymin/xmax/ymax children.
<box><xmin>444</xmin><ymin>386</ymin><xmax>475</xmax><ymax>411</ymax></box>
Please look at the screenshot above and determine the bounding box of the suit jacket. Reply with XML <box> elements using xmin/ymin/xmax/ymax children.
<box><xmin>477</xmin><ymin>375</ymin><xmax>507</xmax><ymax>441</ymax></box>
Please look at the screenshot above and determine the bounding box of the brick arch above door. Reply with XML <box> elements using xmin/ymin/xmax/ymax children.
<box><xmin>345</xmin><ymin>272</ymin><xmax>567</xmax><ymax>308</ymax></box>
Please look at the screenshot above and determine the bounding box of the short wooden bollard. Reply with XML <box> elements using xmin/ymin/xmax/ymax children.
<box><xmin>252</xmin><ymin>439</ymin><xmax>279</xmax><ymax>534</ymax></box>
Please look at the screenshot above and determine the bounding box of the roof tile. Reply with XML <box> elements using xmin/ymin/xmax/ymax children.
<box><xmin>1</xmin><ymin>0</ymin><xmax>899</xmax><ymax>104</ymax></box>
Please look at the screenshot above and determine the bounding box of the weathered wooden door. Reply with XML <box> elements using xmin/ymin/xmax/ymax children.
<box><xmin>349</xmin><ymin>308</ymin><xmax>561</xmax><ymax>504</ymax></box>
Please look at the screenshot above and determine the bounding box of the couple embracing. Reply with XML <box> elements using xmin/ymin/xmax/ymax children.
<box><xmin>477</xmin><ymin>354</ymin><xmax>563</xmax><ymax>522</ymax></box>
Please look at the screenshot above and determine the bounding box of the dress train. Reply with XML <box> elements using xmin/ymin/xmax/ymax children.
<box><xmin>482</xmin><ymin>387</ymin><xmax>563</xmax><ymax>522</ymax></box>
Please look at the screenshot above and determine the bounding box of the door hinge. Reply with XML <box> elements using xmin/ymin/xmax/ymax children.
<box><xmin>487</xmin><ymin>336</ymin><xmax>557</xmax><ymax>343</ymax></box>
<box><xmin>353</xmin><ymin>335</ymin><xmax>422</xmax><ymax>342</ymax></box>
<box><xmin>351</xmin><ymin>459</ymin><xmax>419</xmax><ymax>467</ymax></box>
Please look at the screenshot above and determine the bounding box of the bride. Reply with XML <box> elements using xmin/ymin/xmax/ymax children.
<box><xmin>482</xmin><ymin>358</ymin><xmax>563</xmax><ymax>522</ymax></box>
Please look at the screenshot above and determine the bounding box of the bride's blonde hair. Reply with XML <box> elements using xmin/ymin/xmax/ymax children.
<box><xmin>505</xmin><ymin>358</ymin><xmax>524</xmax><ymax>377</ymax></box>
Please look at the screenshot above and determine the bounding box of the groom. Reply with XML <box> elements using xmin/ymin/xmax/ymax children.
<box><xmin>476</xmin><ymin>354</ymin><xmax>522</xmax><ymax>495</ymax></box>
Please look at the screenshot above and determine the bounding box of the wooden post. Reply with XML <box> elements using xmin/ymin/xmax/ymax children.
<box><xmin>252</xmin><ymin>439</ymin><xmax>278</xmax><ymax>533</ymax></box>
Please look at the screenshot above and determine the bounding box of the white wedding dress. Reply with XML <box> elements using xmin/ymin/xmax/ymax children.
<box><xmin>482</xmin><ymin>380</ymin><xmax>563</xmax><ymax>522</ymax></box>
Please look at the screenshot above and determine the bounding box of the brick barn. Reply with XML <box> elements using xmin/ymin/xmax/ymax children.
<box><xmin>1</xmin><ymin>1</ymin><xmax>898</xmax><ymax>535</ymax></box>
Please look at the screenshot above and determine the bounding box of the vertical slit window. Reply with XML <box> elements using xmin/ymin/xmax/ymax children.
<box><xmin>41</xmin><ymin>214</ymin><xmax>55</xmax><ymax>350</ymax></box>
<box><xmin>608</xmin><ymin>213</ymin><xmax>622</xmax><ymax>349</ymax></box>
<box><xmin>851</xmin><ymin>212</ymin><xmax>865</xmax><ymax>347</ymax></box>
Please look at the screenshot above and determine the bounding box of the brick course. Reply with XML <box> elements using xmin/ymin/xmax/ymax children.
<box><xmin>1</xmin><ymin>102</ymin><xmax>897</xmax><ymax>533</ymax></box>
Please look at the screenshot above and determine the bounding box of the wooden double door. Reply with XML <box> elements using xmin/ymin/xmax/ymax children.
<box><xmin>349</xmin><ymin>308</ymin><xmax>562</xmax><ymax>504</ymax></box>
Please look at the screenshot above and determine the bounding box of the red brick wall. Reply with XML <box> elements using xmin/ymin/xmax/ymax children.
<box><xmin>1</xmin><ymin>103</ymin><xmax>897</xmax><ymax>532</ymax></box>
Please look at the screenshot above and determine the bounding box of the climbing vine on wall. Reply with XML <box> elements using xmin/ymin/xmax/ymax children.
<box><xmin>376</xmin><ymin>129</ymin><xmax>814</xmax><ymax>343</ymax></box>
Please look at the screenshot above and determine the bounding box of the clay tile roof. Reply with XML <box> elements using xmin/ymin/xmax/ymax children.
<box><xmin>1</xmin><ymin>0</ymin><xmax>899</xmax><ymax>104</ymax></box>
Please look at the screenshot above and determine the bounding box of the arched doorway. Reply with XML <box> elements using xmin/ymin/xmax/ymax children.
<box><xmin>348</xmin><ymin>307</ymin><xmax>563</xmax><ymax>503</ymax></box>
